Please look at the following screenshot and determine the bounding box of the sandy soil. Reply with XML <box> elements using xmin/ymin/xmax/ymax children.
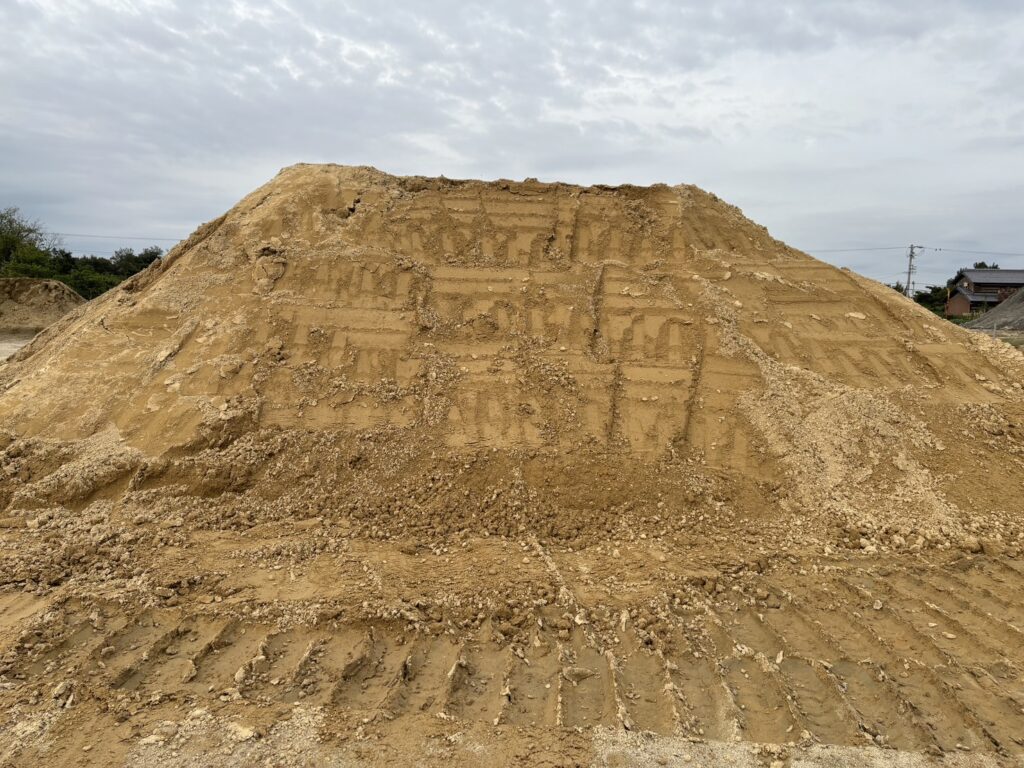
<box><xmin>0</xmin><ymin>165</ymin><xmax>1023</xmax><ymax>766</ymax></box>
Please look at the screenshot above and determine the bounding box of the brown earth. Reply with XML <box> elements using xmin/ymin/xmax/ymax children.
<box><xmin>1</xmin><ymin>164</ymin><xmax>1023</xmax><ymax>766</ymax></box>
<box><xmin>0</xmin><ymin>277</ymin><xmax>84</xmax><ymax>334</ymax></box>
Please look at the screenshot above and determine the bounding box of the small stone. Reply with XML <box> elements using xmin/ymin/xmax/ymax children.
<box><xmin>981</xmin><ymin>539</ymin><xmax>1005</xmax><ymax>556</ymax></box>
<box><xmin>51</xmin><ymin>681</ymin><xmax>72</xmax><ymax>700</ymax></box>
<box><xmin>562</xmin><ymin>666</ymin><xmax>596</xmax><ymax>684</ymax></box>
<box><xmin>227</xmin><ymin>722</ymin><xmax>256</xmax><ymax>742</ymax></box>
<box><xmin>962</xmin><ymin>536</ymin><xmax>982</xmax><ymax>554</ymax></box>
<box><xmin>872</xmin><ymin>600</ymin><xmax>883</xmax><ymax>611</ymax></box>
<box><xmin>153</xmin><ymin>721</ymin><xmax>178</xmax><ymax>739</ymax></box>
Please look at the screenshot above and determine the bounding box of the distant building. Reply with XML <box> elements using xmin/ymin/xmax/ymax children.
<box><xmin>945</xmin><ymin>268</ymin><xmax>1024</xmax><ymax>317</ymax></box>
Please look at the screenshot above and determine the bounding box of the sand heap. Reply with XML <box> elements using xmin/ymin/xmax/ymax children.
<box><xmin>2</xmin><ymin>166</ymin><xmax>1024</xmax><ymax>766</ymax></box>
<box><xmin>0</xmin><ymin>277</ymin><xmax>83</xmax><ymax>332</ymax></box>
<box><xmin>2</xmin><ymin>164</ymin><xmax>1021</xmax><ymax>543</ymax></box>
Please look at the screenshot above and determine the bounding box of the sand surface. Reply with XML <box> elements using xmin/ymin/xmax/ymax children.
<box><xmin>1</xmin><ymin>165</ymin><xmax>1023</xmax><ymax>766</ymax></box>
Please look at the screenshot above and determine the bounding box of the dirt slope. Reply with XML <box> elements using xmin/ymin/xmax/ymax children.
<box><xmin>0</xmin><ymin>277</ymin><xmax>83</xmax><ymax>332</ymax></box>
<box><xmin>1</xmin><ymin>165</ymin><xmax>1023</xmax><ymax>766</ymax></box>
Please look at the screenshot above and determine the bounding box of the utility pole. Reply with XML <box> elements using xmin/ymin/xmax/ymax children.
<box><xmin>904</xmin><ymin>244</ymin><xmax>922</xmax><ymax>298</ymax></box>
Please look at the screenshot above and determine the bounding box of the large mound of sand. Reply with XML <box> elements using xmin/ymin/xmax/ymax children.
<box><xmin>0</xmin><ymin>277</ymin><xmax>83</xmax><ymax>332</ymax></box>
<box><xmin>2</xmin><ymin>165</ymin><xmax>1024</xmax><ymax>765</ymax></box>
<box><xmin>2</xmin><ymin>165</ymin><xmax>1021</xmax><ymax>542</ymax></box>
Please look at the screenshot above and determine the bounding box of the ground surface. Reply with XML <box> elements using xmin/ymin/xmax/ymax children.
<box><xmin>1</xmin><ymin>166</ymin><xmax>1023</xmax><ymax>766</ymax></box>
<box><xmin>0</xmin><ymin>332</ymin><xmax>33</xmax><ymax>362</ymax></box>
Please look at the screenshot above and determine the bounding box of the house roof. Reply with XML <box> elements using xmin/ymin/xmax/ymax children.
<box><xmin>960</xmin><ymin>268</ymin><xmax>1024</xmax><ymax>286</ymax></box>
<box><xmin>952</xmin><ymin>286</ymin><xmax>1002</xmax><ymax>304</ymax></box>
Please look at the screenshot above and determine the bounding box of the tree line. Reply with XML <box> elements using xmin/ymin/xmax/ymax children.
<box><xmin>0</xmin><ymin>207</ymin><xmax>163</xmax><ymax>299</ymax></box>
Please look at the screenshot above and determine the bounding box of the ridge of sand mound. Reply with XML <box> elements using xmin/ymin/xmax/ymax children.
<box><xmin>2</xmin><ymin>165</ymin><xmax>1024</xmax><ymax>765</ymax></box>
<box><xmin>0</xmin><ymin>277</ymin><xmax>83</xmax><ymax>332</ymax></box>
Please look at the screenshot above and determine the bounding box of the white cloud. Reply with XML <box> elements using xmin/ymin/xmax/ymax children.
<box><xmin>1</xmin><ymin>0</ymin><xmax>1023</xmax><ymax>284</ymax></box>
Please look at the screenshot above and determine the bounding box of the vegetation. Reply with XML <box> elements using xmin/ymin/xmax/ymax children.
<box><xmin>0</xmin><ymin>207</ymin><xmax>163</xmax><ymax>299</ymax></box>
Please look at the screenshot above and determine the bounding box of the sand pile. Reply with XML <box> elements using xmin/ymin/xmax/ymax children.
<box><xmin>2</xmin><ymin>164</ymin><xmax>1021</xmax><ymax>545</ymax></box>
<box><xmin>2</xmin><ymin>165</ymin><xmax>1024</xmax><ymax>766</ymax></box>
<box><xmin>0</xmin><ymin>278</ymin><xmax>83</xmax><ymax>333</ymax></box>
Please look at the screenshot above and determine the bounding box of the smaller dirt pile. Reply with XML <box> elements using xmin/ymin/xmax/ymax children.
<box><xmin>966</xmin><ymin>286</ymin><xmax>1024</xmax><ymax>331</ymax></box>
<box><xmin>0</xmin><ymin>278</ymin><xmax>84</xmax><ymax>332</ymax></box>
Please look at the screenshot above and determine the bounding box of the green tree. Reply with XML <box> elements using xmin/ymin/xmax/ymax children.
<box><xmin>912</xmin><ymin>284</ymin><xmax>948</xmax><ymax>314</ymax></box>
<box><xmin>0</xmin><ymin>243</ymin><xmax>58</xmax><ymax>279</ymax></box>
<box><xmin>65</xmin><ymin>266</ymin><xmax>122</xmax><ymax>299</ymax></box>
<box><xmin>110</xmin><ymin>246</ymin><xmax>162</xmax><ymax>277</ymax></box>
<box><xmin>0</xmin><ymin>207</ymin><xmax>59</xmax><ymax>268</ymax></box>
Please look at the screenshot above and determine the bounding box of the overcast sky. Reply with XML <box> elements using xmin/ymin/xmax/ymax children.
<box><xmin>3</xmin><ymin>0</ymin><xmax>1024</xmax><ymax>287</ymax></box>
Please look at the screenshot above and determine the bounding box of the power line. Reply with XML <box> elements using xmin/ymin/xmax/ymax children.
<box><xmin>808</xmin><ymin>246</ymin><xmax>907</xmax><ymax>253</ymax></box>
<box><xmin>924</xmin><ymin>246</ymin><xmax>1024</xmax><ymax>258</ymax></box>
<box><xmin>808</xmin><ymin>244</ymin><xmax>1024</xmax><ymax>258</ymax></box>
<box><xmin>44</xmin><ymin>231</ymin><xmax>180</xmax><ymax>242</ymax></box>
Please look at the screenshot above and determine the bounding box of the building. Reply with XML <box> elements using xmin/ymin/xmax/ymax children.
<box><xmin>945</xmin><ymin>268</ymin><xmax>1024</xmax><ymax>317</ymax></box>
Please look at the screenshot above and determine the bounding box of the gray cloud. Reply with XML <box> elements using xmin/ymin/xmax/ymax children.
<box><xmin>2</xmin><ymin>0</ymin><xmax>1023</xmax><ymax>285</ymax></box>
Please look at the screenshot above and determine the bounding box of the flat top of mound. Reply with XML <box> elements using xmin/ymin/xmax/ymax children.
<box><xmin>0</xmin><ymin>276</ymin><xmax>84</xmax><ymax>332</ymax></box>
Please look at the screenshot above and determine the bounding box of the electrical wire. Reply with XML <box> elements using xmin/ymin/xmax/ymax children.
<box><xmin>808</xmin><ymin>246</ymin><xmax>907</xmax><ymax>253</ymax></box>
<box><xmin>923</xmin><ymin>246</ymin><xmax>1024</xmax><ymax>258</ymax></box>
<box><xmin>43</xmin><ymin>233</ymin><xmax>179</xmax><ymax>241</ymax></box>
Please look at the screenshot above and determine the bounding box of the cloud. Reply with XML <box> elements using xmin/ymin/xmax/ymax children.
<box><xmin>1</xmin><ymin>0</ymin><xmax>1023</xmax><ymax>285</ymax></box>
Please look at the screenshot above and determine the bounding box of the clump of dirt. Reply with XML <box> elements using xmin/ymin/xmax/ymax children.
<box><xmin>0</xmin><ymin>278</ymin><xmax>84</xmax><ymax>333</ymax></box>
<box><xmin>1</xmin><ymin>165</ymin><xmax>1024</xmax><ymax>766</ymax></box>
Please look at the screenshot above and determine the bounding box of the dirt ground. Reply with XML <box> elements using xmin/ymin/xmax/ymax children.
<box><xmin>1</xmin><ymin>165</ymin><xmax>1023</xmax><ymax>766</ymax></box>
